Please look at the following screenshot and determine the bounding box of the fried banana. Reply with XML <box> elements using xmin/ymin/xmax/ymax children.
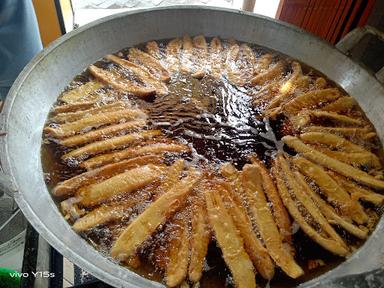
<box><xmin>314</xmin><ymin>147</ymin><xmax>381</xmax><ymax>169</ymax></box>
<box><xmin>206</xmin><ymin>187</ymin><xmax>256</xmax><ymax>288</ymax></box>
<box><xmin>283</xmin><ymin>136</ymin><xmax>384</xmax><ymax>190</ymax></box>
<box><xmin>302</xmin><ymin>126</ymin><xmax>376</xmax><ymax>141</ymax></box>
<box><xmin>72</xmin><ymin>198</ymin><xmax>145</xmax><ymax>232</ymax></box>
<box><xmin>209</xmin><ymin>37</ymin><xmax>224</xmax><ymax>79</ymax></box>
<box><xmin>53</xmin><ymin>155</ymin><xmax>163</xmax><ymax>196</ymax></box>
<box><xmin>52</xmin><ymin>101</ymin><xmax>96</xmax><ymax>114</ymax></box>
<box><xmin>282</xmin><ymin>88</ymin><xmax>341</xmax><ymax>116</ymax></box>
<box><xmin>321</xmin><ymin>96</ymin><xmax>357</xmax><ymax>113</ymax></box>
<box><xmin>291</xmin><ymin>155</ymin><xmax>368</xmax><ymax>224</ymax></box>
<box><xmin>110</xmin><ymin>170</ymin><xmax>201</xmax><ymax>260</ymax></box>
<box><xmin>242</xmin><ymin>164</ymin><xmax>304</xmax><ymax>279</ymax></box>
<box><xmin>256</xmin><ymin>53</ymin><xmax>273</xmax><ymax>71</ymax></box>
<box><xmin>60</xmin><ymin>120</ymin><xmax>147</xmax><ymax>147</ymax></box>
<box><xmin>60</xmin><ymin>81</ymin><xmax>103</xmax><ymax>104</ymax></box>
<box><xmin>300</xmin><ymin>132</ymin><xmax>372</xmax><ymax>153</ymax></box>
<box><xmin>154</xmin><ymin>159</ymin><xmax>185</xmax><ymax>198</ymax></box>
<box><xmin>128</xmin><ymin>47</ymin><xmax>170</xmax><ymax>82</ymax></box>
<box><xmin>294</xmin><ymin>171</ymin><xmax>368</xmax><ymax>239</ymax></box>
<box><xmin>82</xmin><ymin>142</ymin><xmax>188</xmax><ymax>169</ymax></box>
<box><xmin>51</xmin><ymin>101</ymin><xmax>129</xmax><ymax>123</ymax></box>
<box><xmin>44</xmin><ymin>108</ymin><xmax>147</xmax><ymax>138</ymax></box>
<box><xmin>166</xmin><ymin>38</ymin><xmax>182</xmax><ymax>73</ymax></box>
<box><xmin>105</xmin><ymin>54</ymin><xmax>168</xmax><ymax>96</ymax></box>
<box><xmin>279</xmin><ymin>61</ymin><xmax>303</xmax><ymax>95</ymax></box>
<box><xmin>220</xmin><ymin>183</ymin><xmax>275</xmax><ymax>280</ymax></box>
<box><xmin>250</xmin><ymin>61</ymin><xmax>285</xmax><ymax>86</ymax></box>
<box><xmin>225</xmin><ymin>43</ymin><xmax>255</xmax><ymax>86</ymax></box>
<box><xmin>292</xmin><ymin>110</ymin><xmax>364</xmax><ymax>128</ymax></box>
<box><xmin>250</xmin><ymin>157</ymin><xmax>292</xmax><ymax>248</ymax></box>
<box><xmin>188</xmin><ymin>196</ymin><xmax>211</xmax><ymax>283</ymax></box>
<box><xmin>77</xmin><ymin>164</ymin><xmax>164</xmax><ymax>207</ymax></box>
<box><xmin>62</xmin><ymin>130</ymin><xmax>161</xmax><ymax>161</ymax></box>
<box><xmin>88</xmin><ymin>65</ymin><xmax>156</xmax><ymax>97</ymax></box>
<box><xmin>330</xmin><ymin>172</ymin><xmax>384</xmax><ymax>205</ymax></box>
<box><xmin>277</xmin><ymin>154</ymin><xmax>349</xmax><ymax>256</ymax></box>
<box><xmin>180</xmin><ymin>35</ymin><xmax>207</xmax><ymax>78</ymax></box>
<box><xmin>166</xmin><ymin>217</ymin><xmax>190</xmax><ymax>287</ymax></box>
<box><xmin>145</xmin><ymin>41</ymin><xmax>162</xmax><ymax>59</ymax></box>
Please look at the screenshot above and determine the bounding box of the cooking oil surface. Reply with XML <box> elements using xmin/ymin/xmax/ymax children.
<box><xmin>143</xmin><ymin>75</ymin><xmax>278</xmax><ymax>168</ymax></box>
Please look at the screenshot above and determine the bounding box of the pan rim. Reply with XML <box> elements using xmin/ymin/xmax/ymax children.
<box><xmin>1</xmin><ymin>5</ymin><xmax>384</xmax><ymax>288</ymax></box>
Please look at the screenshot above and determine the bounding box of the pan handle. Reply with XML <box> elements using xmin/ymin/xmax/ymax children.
<box><xmin>0</xmin><ymin>171</ymin><xmax>17</xmax><ymax>198</ymax></box>
<box><xmin>0</xmin><ymin>99</ymin><xmax>12</xmax><ymax>198</ymax></box>
<box><xmin>336</xmin><ymin>25</ymin><xmax>384</xmax><ymax>84</ymax></box>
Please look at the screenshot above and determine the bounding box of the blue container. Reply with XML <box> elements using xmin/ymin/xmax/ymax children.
<box><xmin>0</xmin><ymin>0</ymin><xmax>43</xmax><ymax>99</ymax></box>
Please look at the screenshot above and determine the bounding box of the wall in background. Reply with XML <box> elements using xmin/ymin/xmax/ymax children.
<box><xmin>276</xmin><ymin>0</ymin><xmax>376</xmax><ymax>44</ymax></box>
<box><xmin>32</xmin><ymin>0</ymin><xmax>62</xmax><ymax>46</ymax></box>
<box><xmin>367</xmin><ymin>0</ymin><xmax>384</xmax><ymax>30</ymax></box>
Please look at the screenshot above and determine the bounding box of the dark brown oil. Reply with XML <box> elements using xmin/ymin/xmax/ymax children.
<box><xmin>142</xmin><ymin>74</ymin><xmax>278</xmax><ymax>169</ymax></box>
<box><xmin>41</xmin><ymin>39</ymin><xmax>382</xmax><ymax>288</ymax></box>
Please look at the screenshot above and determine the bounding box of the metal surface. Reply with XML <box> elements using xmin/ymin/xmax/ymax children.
<box><xmin>1</xmin><ymin>6</ymin><xmax>384</xmax><ymax>288</ymax></box>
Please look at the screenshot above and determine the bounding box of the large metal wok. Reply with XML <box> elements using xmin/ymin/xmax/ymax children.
<box><xmin>1</xmin><ymin>6</ymin><xmax>384</xmax><ymax>288</ymax></box>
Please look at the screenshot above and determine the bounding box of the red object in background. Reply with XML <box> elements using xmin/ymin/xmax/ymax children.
<box><xmin>276</xmin><ymin>0</ymin><xmax>376</xmax><ymax>44</ymax></box>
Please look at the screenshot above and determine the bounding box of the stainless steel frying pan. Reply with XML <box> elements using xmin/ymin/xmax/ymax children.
<box><xmin>1</xmin><ymin>6</ymin><xmax>384</xmax><ymax>288</ymax></box>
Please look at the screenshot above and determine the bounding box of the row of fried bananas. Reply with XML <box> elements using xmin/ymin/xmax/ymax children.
<box><xmin>57</xmin><ymin>148</ymin><xmax>383</xmax><ymax>287</ymax></box>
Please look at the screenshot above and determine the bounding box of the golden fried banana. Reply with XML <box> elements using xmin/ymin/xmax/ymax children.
<box><xmin>60</xmin><ymin>81</ymin><xmax>103</xmax><ymax>103</ymax></box>
<box><xmin>154</xmin><ymin>159</ymin><xmax>185</xmax><ymax>198</ymax></box>
<box><xmin>128</xmin><ymin>47</ymin><xmax>170</xmax><ymax>82</ymax></box>
<box><xmin>166</xmin><ymin>38</ymin><xmax>182</xmax><ymax>73</ymax></box>
<box><xmin>188</xmin><ymin>197</ymin><xmax>211</xmax><ymax>283</ymax></box>
<box><xmin>283</xmin><ymin>136</ymin><xmax>384</xmax><ymax>190</ymax></box>
<box><xmin>321</xmin><ymin>96</ymin><xmax>357</xmax><ymax>113</ymax></box>
<box><xmin>250</xmin><ymin>61</ymin><xmax>285</xmax><ymax>86</ymax></box>
<box><xmin>53</xmin><ymin>155</ymin><xmax>163</xmax><ymax>196</ymax></box>
<box><xmin>300</xmin><ymin>132</ymin><xmax>372</xmax><ymax>153</ymax></box>
<box><xmin>330</xmin><ymin>173</ymin><xmax>384</xmax><ymax>205</ymax></box>
<box><xmin>225</xmin><ymin>43</ymin><xmax>255</xmax><ymax>86</ymax></box>
<box><xmin>88</xmin><ymin>65</ymin><xmax>156</xmax><ymax>97</ymax></box>
<box><xmin>242</xmin><ymin>164</ymin><xmax>304</xmax><ymax>278</ymax></box>
<box><xmin>291</xmin><ymin>155</ymin><xmax>368</xmax><ymax>224</ymax></box>
<box><xmin>106</xmin><ymin>54</ymin><xmax>168</xmax><ymax>95</ymax></box>
<box><xmin>220</xmin><ymin>183</ymin><xmax>275</xmax><ymax>280</ymax></box>
<box><xmin>282</xmin><ymin>88</ymin><xmax>340</xmax><ymax>116</ymax></box>
<box><xmin>52</xmin><ymin>101</ymin><xmax>96</xmax><ymax>114</ymax></box>
<box><xmin>279</xmin><ymin>61</ymin><xmax>303</xmax><ymax>95</ymax></box>
<box><xmin>82</xmin><ymin>142</ymin><xmax>188</xmax><ymax>169</ymax></box>
<box><xmin>146</xmin><ymin>41</ymin><xmax>162</xmax><ymax>59</ymax></box>
<box><xmin>110</xmin><ymin>170</ymin><xmax>201</xmax><ymax>260</ymax></box>
<box><xmin>60</xmin><ymin>120</ymin><xmax>146</xmax><ymax>147</ymax></box>
<box><xmin>166</xmin><ymin>217</ymin><xmax>190</xmax><ymax>287</ymax></box>
<box><xmin>77</xmin><ymin>164</ymin><xmax>164</xmax><ymax>206</ymax></box>
<box><xmin>62</xmin><ymin>130</ymin><xmax>161</xmax><ymax>161</ymax></box>
<box><xmin>251</xmin><ymin>157</ymin><xmax>292</xmax><ymax>248</ymax></box>
<box><xmin>206</xmin><ymin>188</ymin><xmax>256</xmax><ymax>288</ymax></box>
<box><xmin>302</xmin><ymin>126</ymin><xmax>376</xmax><ymax>141</ymax></box>
<box><xmin>52</xmin><ymin>101</ymin><xmax>129</xmax><ymax>123</ymax></box>
<box><xmin>44</xmin><ymin>108</ymin><xmax>147</xmax><ymax>138</ymax></box>
<box><xmin>294</xmin><ymin>171</ymin><xmax>368</xmax><ymax>239</ymax></box>
<box><xmin>72</xmin><ymin>198</ymin><xmax>145</xmax><ymax>232</ymax></box>
<box><xmin>209</xmin><ymin>37</ymin><xmax>224</xmax><ymax>79</ymax></box>
<box><xmin>275</xmin><ymin>158</ymin><xmax>349</xmax><ymax>256</ymax></box>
